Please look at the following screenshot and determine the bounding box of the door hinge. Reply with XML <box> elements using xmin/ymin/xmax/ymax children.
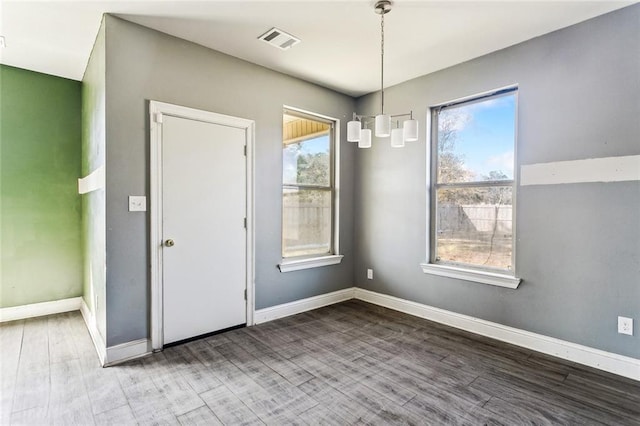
<box><xmin>244</xmin><ymin>217</ymin><xmax>247</xmax><ymax>229</ymax></box>
<box><xmin>244</xmin><ymin>145</ymin><xmax>247</xmax><ymax>156</ymax></box>
<box><xmin>154</xmin><ymin>112</ymin><xmax>163</xmax><ymax>123</ymax></box>
<box><xmin>244</xmin><ymin>289</ymin><xmax>247</xmax><ymax>300</ymax></box>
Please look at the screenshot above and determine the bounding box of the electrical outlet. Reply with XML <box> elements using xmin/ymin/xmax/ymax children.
<box><xmin>618</xmin><ymin>316</ymin><xmax>633</xmax><ymax>336</ymax></box>
<box><xmin>367</xmin><ymin>269</ymin><xmax>373</xmax><ymax>280</ymax></box>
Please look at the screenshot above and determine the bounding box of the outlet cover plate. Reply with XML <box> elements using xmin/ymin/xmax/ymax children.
<box><xmin>129</xmin><ymin>196</ymin><xmax>147</xmax><ymax>212</ymax></box>
<box><xmin>618</xmin><ymin>316</ymin><xmax>633</xmax><ymax>336</ymax></box>
<box><xmin>367</xmin><ymin>269</ymin><xmax>373</xmax><ymax>280</ymax></box>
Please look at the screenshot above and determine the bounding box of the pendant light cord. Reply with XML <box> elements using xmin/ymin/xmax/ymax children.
<box><xmin>380</xmin><ymin>10</ymin><xmax>385</xmax><ymax>115</ymax></box>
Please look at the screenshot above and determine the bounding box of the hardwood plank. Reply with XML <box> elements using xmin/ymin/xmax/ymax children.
<box><xmin>302</xmin><ymin>332</ymin><xmax>367</xmax><ymax>362</ymax></box>
<box><xmin>94</xmin><ymin>404</ymin><xmax>137</xmax><ymax>426</ymax></box>
<box><xmin>354</xmin><ymin>355</ymin><xmax>491</xmax><ymax>409</ymax></box>
<box><xmin>200</xmin><ymin>385</ymin><xmax>264</xmax><ymax>425</ymax></box>
<box><xmin>82</xmin><ymin>364</ymin><xmax>129</xmax><ymax>416</ymax></box>
<box><xmin>0</xmin><ymin>319</ymin><xmax>23</xmax><ymax>420</ymax></box>
<box><xmin>459</xmin><ymin>405</ymin><xmax>510</xmax><ymax>426</ymax></box>
<box><xmin>335</xmin><ymin>333</ymin><xmax>397</xmax><ymax>363</ymax></box>
<box><xmin>441</xmin><ymin>350</ymin><xmax>569</xmax><ymax>386</ymax></box>
<box><xmin>297</xmin><ymin>378</ymin><xmax>378</xmax><ymax>424</ymax></box>
<box><xmin>9</xmin><ymin>370</ymin><xmax>49</xmax><ymax>414</ymax></box>
<box><xmin>297</xmin><ymin>404</ymin><xmax>350</xmax><ymax>426</ymax></box>
<box><xmin>215</xmin><ymin>342</ymin><xmax>290</xmax><ymax>389</ymax></box>
<box><xmin>216</xmin><ymin>342</ymin><xmax>318</xmax><ymax>416</ymax></box>
<box><xmin>287</xmin><ymin>318</ymin><xmax>344</xmax><ymax>338</ymax></box>
<box><xmin>563</xmin><ymin>370</ymin><xmax>640</xmax><ymax>404</ymax></box>
<box><xmin>116</xmin><ymin>359</ymin><xmax>178</xmax><ymax>425</ymax></box>
<box><xmin>163</xmin><ymin>344</ymin><xmax>223</xmax><ymax>394</ymax></box>
<box><xmin>338</xmin><ymin>380</ymin><xmax>426</xmax><ymax>425</ymax></box>
<box><xmin>9</xmin><ymin>406</ymin><xmax>49</xmax><ymax>425</ymax></box>
<box><xmin>143</xmin><ymin>352</ymin><xmax>205</xmax><ymax>416</ymax></box>
<box><xmin>254</xmin><ymin>350</ymin><xmax>315</xmax><ymax>387</ymax></box>
<box><xmin>226</xmin><ymin>328</ymin><xmax>273</xmax><ymax>355</ymax></box>
<box><xmin>357</xmin><ymin>371</ymin><xmax>416</xmax><ymax>406</ymax></box>
<box><xmin>299</xmin><ymin>341</ymin><xmax>371</xmax><ymax>382</ymax></box>
<box><xmin>48</xmin><ymin>359</ymin><xmax>95</xmax><ymax>425</ymax></box>
<box><xmin>3</xmin><ymin>302</ymin><xmax>638</xmax><ymax>425</ymax></box>
<box><xmin>11</xmin><ymin>317</ymin><xmax>50</xmax><ymax>416</ymax></box>
<box><xmin>289</xmin><ymin>352</ymin><xmax>358</xmax><ymax>390</ymax></box>
<box><xmin>48</xmin><ymin>313</ymin><xmax>79</xmax><ymax>364</ymax></box>
<box><xmin>177</xmin><ymin>404</ymin><xmax>222</xmax><ymax>425</ymax></box>
<box><xmin>473</xmin><ymin>373</ymin><xmax>640</xmax><ymax>425</ymax></box>
<box><xmin>231</xmin><ymin>385</ymin><xmax>307</xmax><ymax>425</ymax></box>
<box><xmin>482</xmin><ymin>395</ymin><xmax>600</xmax><ymax>426</ymax></box>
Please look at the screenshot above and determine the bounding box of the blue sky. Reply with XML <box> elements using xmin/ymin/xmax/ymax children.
<box><xmin>442</xmin><ymin>93</ymin><xmax>516</xmax><ymax>180</ymax></box>
<box><xmin>283</xmin><ymin>134</ymin><xmax>329</xmax><ymax>184</ymax></box>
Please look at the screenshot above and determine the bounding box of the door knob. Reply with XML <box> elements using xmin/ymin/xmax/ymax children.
<box><xmin>164</xmin><ymin>239</ymin><xmax>175</xmax><ymax>247</ymax></box>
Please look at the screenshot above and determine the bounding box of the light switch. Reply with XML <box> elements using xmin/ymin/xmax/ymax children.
<box><xmin>128</xmin><ymin>196</ymin><xmax>146</xmax><ymax>212</ymax></box>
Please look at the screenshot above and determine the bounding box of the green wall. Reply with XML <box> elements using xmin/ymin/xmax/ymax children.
<box><xmin>0</xmin><ymin>65</ymin><xmax>82</xmax><ymax>308</ymax></box>
<box><xmin>81</xmin><ymin>19</ymin><xmax>107</xmax><ymax>340</ymax></box>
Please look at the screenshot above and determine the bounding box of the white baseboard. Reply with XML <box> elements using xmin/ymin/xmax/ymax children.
<box><xmin>105</xmin><ymin>338</ymin><xmax>151</xmax><ymax>366</ymax></box>
<box><xmin>0</xmin><ymin>297</ymin><xmax>82</xmax><ymax>322</ymax></box>
<box><xmin>254</xmin><ymin>287</ymin><xmax>356</xmax><ymax>324</ymax></box>
<box><xmin>354</xmin><ymin>288</ymin><xmax>640</xmax><ymax>381</ymax></box>
<box><xmin>80</xmin><ymin>299</ymin><xmax>106</xmax><ymax>366</ymax></box>
<box><xmin>80</xmin><ymin>299</ymin><xmax>150</xmax><ymax>366</ymax></box>
<box><xmin>8</xmin><ymin>288</ymin><xmax>634</xmax><ymax>380</ymax></box>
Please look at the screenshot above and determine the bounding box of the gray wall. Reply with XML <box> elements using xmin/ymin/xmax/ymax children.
<box><xmin>354</xmin><ymin>5</ymin><xmax>639</xmax><ymax>358</ymax></box>
<box><xmin>103</xmin><ymin>16</ymin><xmax>356</xmax><ymax>346</ymax></box>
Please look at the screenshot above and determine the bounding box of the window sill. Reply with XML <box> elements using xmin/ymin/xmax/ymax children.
<box><xmin>279</xmin><ymin>255</ymin><xmax>344</xmax><ymax>273</ymax></box>
<box><xmin>420</xmin><ymin>263</ymin><xmax>521</xmax><ymax>289</ymax></box>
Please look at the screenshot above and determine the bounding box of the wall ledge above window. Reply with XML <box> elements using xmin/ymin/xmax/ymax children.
<box><xmin>279</xmin><ymin>255</ymin><xmax>344</xmax><ymax>273</ymax></box>
<box><xmin>420</xmin><ymin>263</ymin><xmax>521</xmax><ymax>289</ymax></box>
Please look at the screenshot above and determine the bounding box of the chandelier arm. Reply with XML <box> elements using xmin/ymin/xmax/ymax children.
<box><xmin>390</xmin><ymin>112</ymin><xmax>413</xmax><ymax>118</ymax></box>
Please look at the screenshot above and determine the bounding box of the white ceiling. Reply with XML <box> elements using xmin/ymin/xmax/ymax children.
<box><xmin>0</xmin><ymin>1</ymin><xmax>634</xmax><ymax>97</ymax></box>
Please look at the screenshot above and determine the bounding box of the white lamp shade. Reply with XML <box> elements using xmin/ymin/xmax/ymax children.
<box><xmin>358</xmin><ymin>129</ymin><xmax>372</xmax><ymax>148</ymax></box>
<box><xmin>347</xmin><ymin>120</ymin><xmax>361</xmax><ymax>142</ymax></box>
<box><xmin>375</xmin><ymin>114</ymin><xmax>391</xmax><ymax>137</ymax></box>
<box><xmin>403</xmin><ymin>119</ymin><xmax>419</xmax><ymax>142</ymax></box>
<box><xmin>390</xmin><ymin>128</ymin><xmax>404</xmax><ymax>148</ymax></box>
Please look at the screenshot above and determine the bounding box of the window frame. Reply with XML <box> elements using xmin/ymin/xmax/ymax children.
<box><xmin>422</xmin><ymin>87</ymin><xmax>521</xmax><ymax>288</ymax></box>
<box><xmin>278</xmin><ymin>106</ymin><xmax>343</xmax><ymax>272</ymax></box>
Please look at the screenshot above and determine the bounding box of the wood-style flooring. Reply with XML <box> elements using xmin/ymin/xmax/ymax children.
<box><xmin>1</xmin><ymin>299</ymin><xmax>639</xmax><ymax>425</ymax></box>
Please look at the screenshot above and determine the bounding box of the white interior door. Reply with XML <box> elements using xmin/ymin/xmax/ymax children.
<box><xmin>161</xmin><ymin>114</ymin><xmax>247</xmax><ymax>345</ymax></box>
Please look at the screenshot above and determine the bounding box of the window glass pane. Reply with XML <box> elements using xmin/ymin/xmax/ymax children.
<box><xmin>437</xmin><ymin>93</ymin><xmax>516</xmax><ymax>184</ymax></box>
<box><xmin>283</xmin><ymin>188</ymin><xmax>332</xmax><ymax>257</ymax></box>
<box><xmin>283</xmin><ymin>113</ymin><xmax>331</xmax><ymax>186</ymax></box>
<box><xmin>436</xmin><ymin>186</ymin><xmax>513</xmax><ymax>271</ymax></box>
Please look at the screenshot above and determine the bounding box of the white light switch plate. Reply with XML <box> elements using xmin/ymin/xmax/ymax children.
<box><xmin>128</xmin><ymin>196</ymin><xmax>146</xmax><ymax>212</ymax></box>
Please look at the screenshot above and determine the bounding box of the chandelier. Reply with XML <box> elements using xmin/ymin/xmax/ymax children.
<box><xmin>347</xmin><ymin>0</ymin><xmax>418</xmax><ymax>148</ymax></box>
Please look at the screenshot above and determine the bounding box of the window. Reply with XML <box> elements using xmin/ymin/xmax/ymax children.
<box><xmin>279</xmin><ymin>108</ymin><xmax>342</xmax><ymax>272</ymax></box>
<box><xmin>424</xmin><ymin>88</ymin><xmax>520</xmax><ymax>287</ymax></box>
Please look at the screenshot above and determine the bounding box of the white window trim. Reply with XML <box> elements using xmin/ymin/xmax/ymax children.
<box><xmin>279</xmin><ymin>254</ymin><xmax>344</xmax><ymax>273</ymax></box>
<box><xmin>420</xmin><ymin>263</ymin><xmax>521</xmax><ymax>289</ymax></box>
<box><xmin>426</xmin><ymin>85</ymin><xmax>520</xmax><ymax>288</ymax></box>
<box><xmin>279</xmin><ymin>105</ymin><xmax>341</xmax><ymax>272</ymax></box>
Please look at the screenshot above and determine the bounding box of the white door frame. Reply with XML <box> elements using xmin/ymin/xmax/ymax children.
<box><xmin>149</xmin><ymin>100</ymin><xmax>255</xmax><ymax>351</ymax></box>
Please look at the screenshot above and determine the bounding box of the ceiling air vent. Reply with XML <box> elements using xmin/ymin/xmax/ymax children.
<box><xmin>258</xmin><ymin>27</ymin><xmax>300</xmax><ymax>50</ymax></box>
